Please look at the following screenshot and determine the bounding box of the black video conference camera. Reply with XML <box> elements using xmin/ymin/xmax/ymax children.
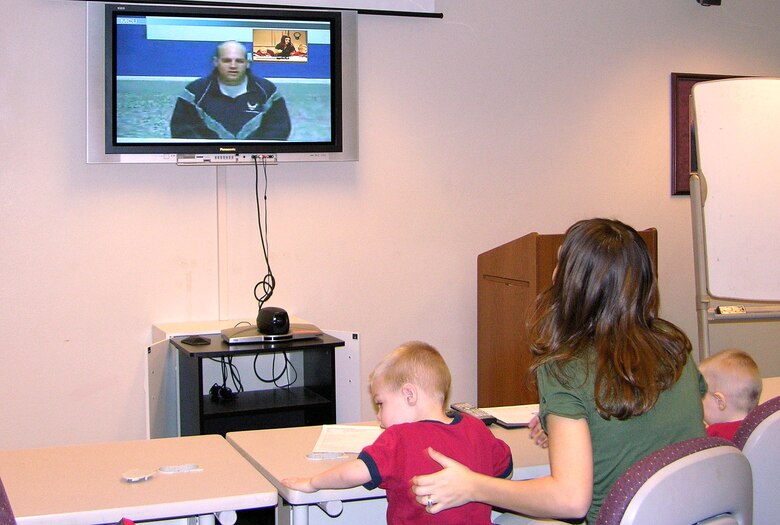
<box><xmin>257</xmin><ymin>306</ymin><xmax>290</xmax><ymax>335</ymax></box>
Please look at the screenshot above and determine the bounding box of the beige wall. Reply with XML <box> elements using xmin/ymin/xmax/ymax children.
<box><xmin>2</xmin><ymin>0</ymin><xmax>780</xmax><ymax>449</ymax></box>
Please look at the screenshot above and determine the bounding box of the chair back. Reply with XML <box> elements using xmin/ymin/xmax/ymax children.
<box><xmin>595</xmin><ymin>436</ymin><xmax>752</xmax><ymax>525</ymax></box>
<box><xmin>0</xmin><ymin>477</ymin><xmax>15</xmax><ymax>525</ymax></box>
<box><xmin>733</xmin><ymin>396</ymin><xmax>780</xmax><ymax>525</ymax></box>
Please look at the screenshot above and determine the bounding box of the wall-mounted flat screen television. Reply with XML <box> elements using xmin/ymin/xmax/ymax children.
<box><xmin>87</xmin><ymin>3</ymin><xmax>358</xmax><ymax>164</ymax></box>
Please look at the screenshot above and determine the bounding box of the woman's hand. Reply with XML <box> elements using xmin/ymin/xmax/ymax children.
<box><xmin>528</xmin><ymin>414</ymin><xmax>548</xmax><ymax>448</ymax></box>
<box><xmin>411</xmin><ymin>447</ymin><xmax>476</xmax><ymax>513</ymax></box>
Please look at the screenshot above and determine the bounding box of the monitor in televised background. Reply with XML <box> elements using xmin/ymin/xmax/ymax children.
<box><xmin>86</xmin><ymin>3</ymin><xmax>359</xmax><ymax>164</ymax></box>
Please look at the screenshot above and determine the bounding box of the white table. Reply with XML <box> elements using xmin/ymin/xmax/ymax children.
<box><xmin>0</xmin><ymin>434</ymin><xmax>277</xmax><ymax>525</ymax></box>
<box><xmin>227</xmin><ymin>423</ymin><xmax>550</xmax><ymax>525</ymax></box>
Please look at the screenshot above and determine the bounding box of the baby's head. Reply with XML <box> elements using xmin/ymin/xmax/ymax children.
<box><xmin>700</xmin><ymin>349</ymin><xmax>762</xmax><ymax>425</ymax></box>
<box><xmin>368</xmin><ymin>341</ymin><xmax>451</xmax><ymax>428</ymax></box>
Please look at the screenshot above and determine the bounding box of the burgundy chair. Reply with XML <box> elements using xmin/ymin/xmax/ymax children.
<box><xmin>595</xmin><ymin>436</ymin><xmax>752</xmax><ymax>525</ymax></box>
<box><xmin>733</xmin><ymin>396</ymin><xmax>780</xmax><ymax>525</ymax></box>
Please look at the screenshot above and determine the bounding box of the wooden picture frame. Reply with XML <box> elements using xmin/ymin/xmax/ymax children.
<box><xmin>671</xmin><ymin>73</ymin><xmax>741</xmax><ymax>195</ymax></box>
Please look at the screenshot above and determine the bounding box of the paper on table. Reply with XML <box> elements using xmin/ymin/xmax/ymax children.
<box><xmin>481</xmin><ymin>404</ymin><xmax>539</xmax><ymax>428</ymax></box>
<box><xmin>312</xmin><ymin>425</ymin><xmax>384</xmax><ymax>454</ymax></box>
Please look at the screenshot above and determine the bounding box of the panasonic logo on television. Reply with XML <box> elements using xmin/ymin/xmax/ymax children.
<box><xmin>219</xmin><ymin>147</ymin><xmax>237</xmax><ymax>152</ymax></box>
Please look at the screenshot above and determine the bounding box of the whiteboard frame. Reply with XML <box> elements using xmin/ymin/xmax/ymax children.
<box><xmin>689</xmin><ymin>77</ymin><xmax>780</xmax><ymax>359</ymax></box>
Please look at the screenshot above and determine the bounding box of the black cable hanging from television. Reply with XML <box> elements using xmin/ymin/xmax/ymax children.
<box><xmin>253</xmin><ymin>156</ymin><xmax>275</xmax><ymax>314</ymax></box>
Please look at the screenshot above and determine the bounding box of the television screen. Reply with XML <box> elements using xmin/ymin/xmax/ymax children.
<box><xmin>87</xmin><ymin>3</ymin><xmax>358</xmax><ymax>164</ymax></box>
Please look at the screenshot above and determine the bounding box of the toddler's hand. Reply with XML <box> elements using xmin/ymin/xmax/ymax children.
<box><xmin>528</xmin><ymin>414</ymin><xmax>548</xmax><ymax>448</ymax></box>
<box><xmin>281</xmin><ymin>477</ymin><xmax>317</xmax><ymax>493</ymax></box>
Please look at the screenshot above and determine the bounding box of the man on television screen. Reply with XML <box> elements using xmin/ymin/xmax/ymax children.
<box><xmin>170</xmin><ymin>40</ymin><xmax>291</xmax><ymax>140</ymax></box>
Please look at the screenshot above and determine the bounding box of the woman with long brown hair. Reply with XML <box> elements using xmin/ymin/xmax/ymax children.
<box><xmin>412</xmin><ymin>218</ymin><xmax>706</xmax><ymax>524</ymax></box>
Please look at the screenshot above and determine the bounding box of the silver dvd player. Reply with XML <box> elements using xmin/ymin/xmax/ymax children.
<box><xmin>221</xmin><ymin>323</ymin><xmax>323</xmax><ymax>344</ymax></box>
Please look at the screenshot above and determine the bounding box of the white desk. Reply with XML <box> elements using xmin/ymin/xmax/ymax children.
<box><xmin>227</xmin><ymin>423</ymin><xmax>550</xmax><ymax>525</ymax></box>
<box><xmin>0</xmin><ymin>434</ymin><xmax>277</xmax><ymax>525</ymax></box>
<box><xmin>492</xmin><ymin>425</ymin><xmax>552</xmax><ymax>480</ymax></box>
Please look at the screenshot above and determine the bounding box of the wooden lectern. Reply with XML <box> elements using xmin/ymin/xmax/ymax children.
<box><xmin>477</xmin><ymin>228</ymin><xmax>658</xmax><ymax>407</ymax></box>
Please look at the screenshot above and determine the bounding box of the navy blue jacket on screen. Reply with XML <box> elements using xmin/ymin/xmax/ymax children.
<box><xmin>170</xmin><ymin>69</ymin><xmax>291</xmax><ymax>140</ymax></box>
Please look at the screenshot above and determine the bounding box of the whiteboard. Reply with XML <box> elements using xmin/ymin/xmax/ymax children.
<box><xmin>692</xmin><ymin>78</ymin><xmax>780</xmax><ymax>301</ymax></box>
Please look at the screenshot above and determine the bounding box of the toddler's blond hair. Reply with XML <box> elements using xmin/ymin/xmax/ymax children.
<box><xmin>700</xmin><ymin>348</ymin><xmax>762</xmax><ymax>413</ymax></box>
<box><xmin>369</xmin><ymin>341</ymin><xmax>451</xmax><ymax>408</ymax></box>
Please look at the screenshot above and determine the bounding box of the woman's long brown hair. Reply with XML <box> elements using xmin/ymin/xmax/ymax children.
<box><xmin>528</xmin><ymin>219</ymin><xmax>691</xmax><ymax>420</ymax></box>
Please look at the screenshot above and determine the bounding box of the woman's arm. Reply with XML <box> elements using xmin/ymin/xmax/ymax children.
<box><xmin>281</xmin><ymin>459</ymin><xmax>371</xmax><ymax>493</ymax></box>
<box><xmin>411</xmin><ymin>415</ymin><xmax>593</xmax><ymax>519</ymax></box>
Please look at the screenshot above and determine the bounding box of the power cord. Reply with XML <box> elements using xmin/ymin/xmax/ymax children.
<box><xmin>253</xmin><ymin>351</ymin><xmax>298</xmax><ymax>389</ymax></box>
<box><xmin>247</xmin><ymin>156</ymin><xmax>299</xmax><ymax>389</ymax></box>
<box><xmin>252</xmin><ymin>155</ymin><xmax>275</xmax><ymax>311</ymax></box>
<box><xmin>207</xmin><ymin>356</ymin><xmax>244</xmax><ymax>401</ymax></box>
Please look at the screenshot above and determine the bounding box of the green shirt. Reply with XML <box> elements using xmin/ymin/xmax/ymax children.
<box><xmin>537</xmin><ymin>354</ymin><xmax>707</xmax><ymax>524</ymax></box>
